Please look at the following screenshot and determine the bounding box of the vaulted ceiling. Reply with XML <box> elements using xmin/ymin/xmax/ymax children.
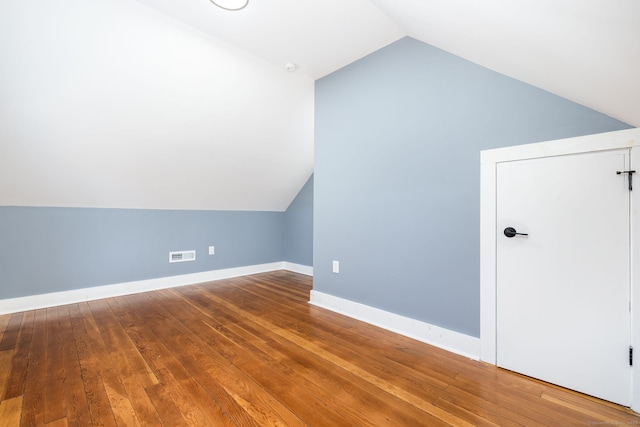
<box><xmin>1</xmin><ymin>0</ymin><xmax>638</xmax><ymax>211</ymax></box>
<box><xmin>137</xmin><ymin>0</ymin><xmax>640</xmax><ymax>127</ymax></box>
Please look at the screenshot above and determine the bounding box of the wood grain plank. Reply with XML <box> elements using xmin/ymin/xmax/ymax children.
<box><xmin>43</xmin><ymin>307</ymin><xmax>66</xmax><ymax>424</ymax></box>
<box><xmin>0</xmin><ymin>396</ymin><xmax>23</xmax><ymax>427</ymax></box>
<box><xmin>68</xmin><ymin>303</ymin><xmax>117</xmax><ymax>427</ymax></box>
<box><xmin>160</xmin><ymin>289</ymin><xmax>397</xmax><ymax>426</ymax></box>
<box><xmin>225</xmin><ymin>281</ymin><xmax>456</xmax><ymax>392</ymax></box>
<box><xmin>0</xmin><ymin>315</ymin><xmax>12</xmax><ymax>346</ymax></box>
<box><xmin>220</xmin><ymin>277</ymin><xmax>467</xmax><ymax>406</ymax></box>
<box><xmin>446</xmin><ymin>379</ymin><xmax>582</xmax><ymax>426</ymax></box>
<box><xmin>144</xmin><ymin>383</ymin><xmax>202</xmax><ymax>427</ymax></box>
<box><xmin>436</xmin><ymin>389</ymin><xmax>539</xmax><ymax>427</ymax></box>
<box><xmin>45</xmin><ymin>417</ymin><xmax>68</xmax><ymax>427</ymax></box>
<box><xmin>0</xmin><ymin>313</ymin><xmax>24</xmax><ymax>352</ymax></box>
<box><xmin>56</xmin><ymin>305</ymin><xmax>92</xmax><ymax>427</ymax></box>
<box><xmin>100</xmin><ymin>298</ymin><xmax>158</xmax><ymax>389</ymax></box>
<box><xmin>540</xmin><ymin>391</ymin><xmax>637</xmax><ymax>423</ymax></box>
<box><xmin>20</xmin><ymin>309</ymin><xmax>47</xmax><ymax>427</ymax></box>
<box><xmin>107</xmin><ymin>296</ymin><xmax>239</xmax><ymax>427</ymax></box>
<box><xmin>0</xmin><ymin>350</ymin><xmax>14</xmax><ymax>403</ymax></box>
<box><xmin>538</xmin><ymin>377</ymin><xmax>639</xmax><ymax>416</ymax></box>
<box><xmin>87</xmin><ymin>299</ymin><xmax>162</xmax><ymax>426</ymax></box>
<box><xmin>3</xmin><ymin>311</ymin><xmax>35</xmax><ymax>400</ymax></box>
<box><xmin>190</xmin><ymin>283</ymin><xmax>475</xmax><ymax>427</ymax></box>
<box><xmin>110</xmin><ymin>299</ymin><xmax>233</xmax><ymax>426</ymax></box>
<box><xmin>131</xmin><ymin>291</ymin><xmax>304</xmax><ymax>427</ymax></box>
<box><xmin>102</xmin><ymin>382</ymin><xmax>140</xmax><ymax>427</ymax></box>
<box><xmin>114</xmin><ymin>304</ymin><xmax>242</xmax><ymax>426</ymax></box>
<box><xmin>78</xmin><ymin>300</ymin><xmax>138</xmax><ymax>427</ymax></box>
<box><xmin>3</xmin><ymin>271</ymin><xmax>639</xmax><ymax>426</ymax></box>
<box><xmin>169</xmin><ymin>284</ymin><xmax>450</xmax><ymax>426</ymax></box>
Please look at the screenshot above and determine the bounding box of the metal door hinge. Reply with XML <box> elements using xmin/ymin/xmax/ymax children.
<box><xmin>630</xmin><ymin>346</ymin><xmax>633</xmax><ymax>366</ymax></box>
<box><xmin>617</xmin><ymin>170</ymin><xmax>636</xmax><ymax>191</ymax></box>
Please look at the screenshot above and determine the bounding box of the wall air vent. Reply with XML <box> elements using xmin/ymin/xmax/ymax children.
<box><xmin>169</xmin><ymin>250</ymin><xmax>196</xmax><ymax>263</ymax></box>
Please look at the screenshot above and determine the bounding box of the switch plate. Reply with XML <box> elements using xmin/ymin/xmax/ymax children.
<box><xmin>208</xmin><ymin>246</ymin><xmax>215</xmax><ymax>255</ymax></box>
<box><xmin>332</xmin><ymin>260</ymin><xmax>339</xmax><ymax>273</ymax></box>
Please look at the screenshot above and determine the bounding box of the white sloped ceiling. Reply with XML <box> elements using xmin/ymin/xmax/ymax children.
<box><xmin>1</xmin><ymin>0</ymin><xmax>638</xmax><ymax>211</ymax></box>
<box><xmin>134</xmin><ymin>0</ymin><xmax>640</xmax><ymax>127</ymax></box>
<box><xmin>371</xmin><ymin>0</ymin><xmax>640</xmax><ymax>128</ymax></box>
<box><xmin>0</xmin><ymin>0</ymin><xmax>320</xmax><ymax>211</ymax></box>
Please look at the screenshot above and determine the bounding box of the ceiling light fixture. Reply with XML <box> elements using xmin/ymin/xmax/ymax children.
<box><xmin>209</xmin><ymin>0</ymin><xmax>249</xmax><ymax>11</ymax></box>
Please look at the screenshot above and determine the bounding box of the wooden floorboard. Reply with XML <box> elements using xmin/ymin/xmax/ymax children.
<box><xmin>0</xmin><ymin>270</ymin><xmax>639</xmax><ymax>426</ymax></box>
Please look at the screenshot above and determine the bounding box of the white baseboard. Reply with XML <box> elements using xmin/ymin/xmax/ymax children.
<box><xmin>282</xmin><ymin>262</ymin><xmax>313</xmax><ymax>276</ymax></box>
<box><xmin>0</xmin><ymin>261</ymin><xmax>312</xmax><ymax>315</ymax></box>
<box><xmin>309</xmin><ymin>290</ymin><xmax>480</xmax><ymax>360</ymax></box>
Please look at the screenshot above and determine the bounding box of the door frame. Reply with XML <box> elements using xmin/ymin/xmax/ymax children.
<box><xmin>480</xmin><ymin>127</ymin><xmax>640</xmax><ymax>410</ymax></box>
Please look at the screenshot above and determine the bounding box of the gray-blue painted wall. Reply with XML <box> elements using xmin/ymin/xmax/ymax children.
<box><xmin>313</xmin><ymin>37</ymin><xmax>632</xmax><ymax>338</ymax></box>
<box><xmin>0</xmin><ymin>207</ymin><xmax>285</xmax><ymax>299</ymax></box>
<box><xmin>284</xmin><ymin>174</ymin><xmax>314</xmax><ymax>266</ymax></box>
<box><xmin>0</xmin><ymin>175</ymin><xmax>314</xmax><ymax>300</ymax></box>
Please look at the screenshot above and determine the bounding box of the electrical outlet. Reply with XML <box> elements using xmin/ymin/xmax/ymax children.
<box><xmin>208</xmin><ymin>246</ymin><xmax>215</xmax><ymax>255</ymax></box>
<box><xmin>332</xmin><ymin>260</ymin><xmax>340</xmax><ymax>273</ymax></box>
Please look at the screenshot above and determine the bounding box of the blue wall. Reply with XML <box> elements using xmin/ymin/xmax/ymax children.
<box><xmin>314</xmin><ymin>37</ymin><xmax>632</xmax><ymax>337</ymax></box>
<box><xmin>0</xmin><ymin>207</ymin><xmax>285</xmax><ymax>299</ymax></box>
<box><xmin>0</xmin><ymin>175</ymin><xmax>315</xmax><ymax>300</ymax></box>
<box><xmin>283</xmin><ymin>174</ymin><xmax>314</xmax><ymax>266</ymax></box>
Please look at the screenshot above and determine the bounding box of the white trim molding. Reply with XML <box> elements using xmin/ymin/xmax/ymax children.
<box><xmin>309</xmin><ymin>290</ymin><xmax>481</xmax><ymax>360</ymax></box>
<box><xmin>282</xmin><ymin>262</ymin><xmax>313</xmax><ymax>276</ymax></box>
<box><xmin>480</xmin><ymin>127</ymin><xmax>640</xmax><ymax>410</ymax></box>
<box><xmin>0</xmin><ymin>261</ymin><xmax>312</xmax><ymax>315</ymax></box>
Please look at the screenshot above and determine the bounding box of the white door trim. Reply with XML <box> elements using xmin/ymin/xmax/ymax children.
<box><xmin>480</xmin><ymin>127</ymin><xmax>640</xmax><ymax>410</ymax></box>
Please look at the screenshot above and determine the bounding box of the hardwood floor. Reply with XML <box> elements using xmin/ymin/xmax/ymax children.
<box><xmin>0</xmin><ymin>271</ymin><xmax>638</xmax><ymax>426</ymax></box>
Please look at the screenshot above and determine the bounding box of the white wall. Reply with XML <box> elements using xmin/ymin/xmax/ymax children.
<box><xmin>0</xmin><ymin>0</ymin><xmax>314</xmax><ymax>211</ymax></box>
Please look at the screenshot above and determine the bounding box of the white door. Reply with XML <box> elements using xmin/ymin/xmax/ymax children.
<box><xmin>496</xmin><ymin>149</ymin><xmax>632</xmax><ymax>406</ymax></box>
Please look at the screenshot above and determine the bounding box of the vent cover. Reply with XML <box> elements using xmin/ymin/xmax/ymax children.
<box><xmin>169</xmin><ymin>250</ymin><xmax>196</xmax><ymax>263</ymax></box>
